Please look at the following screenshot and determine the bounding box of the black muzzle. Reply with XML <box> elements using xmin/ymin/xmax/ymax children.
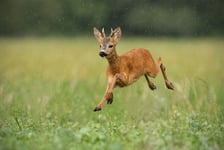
<box><xmin>99</xmin><ymin>51</ymin><xmax>107</xmax><ymax>57</ymax></box>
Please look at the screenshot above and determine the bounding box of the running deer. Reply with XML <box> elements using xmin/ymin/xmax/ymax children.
<box><xmin>93</xmin><ymin>27</ymin><xmax>174</xmax><ymax>111</ymax></box>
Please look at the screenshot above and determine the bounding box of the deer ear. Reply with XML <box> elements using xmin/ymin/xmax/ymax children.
<box><xmin>93</xmin><ymin>27</ymin><xmax>103</xmax><ymax>43</ymax></box>
<box><xmin>110</xmin><ymin>27</ymin><xmax>122</xmax><ymax>43</ymax></box>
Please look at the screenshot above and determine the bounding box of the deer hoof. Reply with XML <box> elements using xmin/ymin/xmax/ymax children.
<box><xmin>149</xmin><ymin>83</ymin><xmax>157</xmax><ymax>90</ymax></box>
<box><xmin>107</xmin><ymin>99</ymin><xmax>113</xmax><ymax>104</ymax></box>
<box><xmin>166</xmin><ymin>81</ymin><xmax>174</xmax><ymax>90</ymax></box>
<box><xmin>93</xmin><ymin>107</ymin><xmax>102</xmax><ymax>112</ymax></box>
<box><xmin>106</xmin><ymin>93</ymin><xmax>113</xmax><ymax>104</ymax></box>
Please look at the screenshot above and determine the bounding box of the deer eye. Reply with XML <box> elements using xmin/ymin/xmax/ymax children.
<box><xmin>108</xmin><ymin>45</ymin><xmax>113</xmax><ymax>48</ymax></box>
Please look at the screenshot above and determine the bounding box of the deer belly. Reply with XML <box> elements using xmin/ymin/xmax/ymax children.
<box><xmin>116</xmin><ymin>80</ymin><xmax>127</xmax><ymax>87</ymax></box>
<box><xmin>128</xmin><ymin>74</ymin><xmax>141</xmax><ymax>85</ymax></box>
<box><xmin>115</xmin><ymin>76</ymin><xmax>139</xmax><ymax>87</ymax></box>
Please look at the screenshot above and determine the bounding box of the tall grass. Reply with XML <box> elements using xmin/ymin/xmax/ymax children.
<box><xmin>0</xmin><ymin>37</ymin><xmax>223</xmax><ymax>150</ymax></box>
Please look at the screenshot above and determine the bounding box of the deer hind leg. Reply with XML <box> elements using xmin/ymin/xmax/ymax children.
<box><xmin>144</xmin><ymin>57</ymin><xmax>162</xmax><ymax>90</ymax></box>
<box><xmin>159</xmin><ymin>59</ymin><xmax>174</xmax><ymax>90</ymax></box>
<box><xmin>144</xmin><ymin>75</ymin><xmax>157</xmax><ymax>90</ymax></box>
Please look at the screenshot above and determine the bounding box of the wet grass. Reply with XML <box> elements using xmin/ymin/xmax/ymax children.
<box><xmin>0</xmin><ymin>37</ymin><xmax>224</xmax><ymax>150</ymax></box>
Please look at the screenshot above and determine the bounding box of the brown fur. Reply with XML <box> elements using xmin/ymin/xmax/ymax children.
<box><xmin>93</xmin><ymin>27</ymin><xmax>174</xmax><ymax>111</ymax></box>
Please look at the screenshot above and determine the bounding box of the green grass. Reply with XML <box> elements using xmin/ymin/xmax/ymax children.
<box><xmin>0</xmin><ymin>37</ymin><xmax>224</xmax><ymax>150</ymax></box>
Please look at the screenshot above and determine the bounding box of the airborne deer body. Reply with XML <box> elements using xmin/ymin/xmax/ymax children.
<box><xmin>93</xmin><ymin>27</ymin><xmax>174</xmax><ymax>111</ymax></box>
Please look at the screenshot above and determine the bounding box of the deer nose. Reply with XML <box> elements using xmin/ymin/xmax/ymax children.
<box><xmin>99</xmin><ymin>51</ymin><xmax>107</xmax><ymax>57</ymax></box>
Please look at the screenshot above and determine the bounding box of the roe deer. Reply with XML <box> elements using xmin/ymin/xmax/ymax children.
<box><xmin>93</xmin><ymin>27</ymin><xmax>174</xmax><ymax>111</ymax></box>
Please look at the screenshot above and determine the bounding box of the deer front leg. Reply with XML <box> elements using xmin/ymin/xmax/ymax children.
<box><xmin>93</xmin><ymin>73</ymin><xmax>128</xmax><ymax>112</ymax></box>
<box><xmin>93</xmin><ymin>83</ymin><xmax>112</xmax><ymax>111</ymax></box>
<box><xmin>93</xmin><ymin>76</ymin><xmax>116</xmax><ymax>111</ymax></box>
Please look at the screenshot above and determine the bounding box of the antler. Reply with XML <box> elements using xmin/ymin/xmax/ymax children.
<box><xmin>101</xmin><ymin>28</ymin><xmax>106</xmax><ymax>38</ymax></box>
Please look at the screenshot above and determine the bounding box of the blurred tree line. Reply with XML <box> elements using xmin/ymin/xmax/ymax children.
<box><xmin>0</xmin><ymin>0</ymin><xmax>223</xmax><ymax>36</ymax></box>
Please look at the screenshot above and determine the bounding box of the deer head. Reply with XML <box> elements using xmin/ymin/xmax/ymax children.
<box><xmin>93</xmin><ymin>27</ymin><xmax>122</xmax><ymax>58</ymax></box>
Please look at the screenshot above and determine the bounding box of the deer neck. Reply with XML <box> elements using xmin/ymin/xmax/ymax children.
<box><xmin>106</xmin><ymin>49</ymin><xmax>120</xmax><ymax>67</ymax></box>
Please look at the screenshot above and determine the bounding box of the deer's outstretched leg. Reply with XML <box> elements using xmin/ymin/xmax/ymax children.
<box><xmin>144</xmin><ymin>75</ymin><xmax>156</xmax><ymax>90</ymax></box>
<box><xmin>160</xmin><ymin>63</ymin><xmax>174</xmax><ymax>90</ymax></box>
<box><xmin>93</xmin><ymin>80</ymin><xmax>113</xmax><ymax>112</ymax></box>
<box><xmin>93</xmin><ymin>73</ymin><xmax>128</xmax><ymax>112</ymax></box>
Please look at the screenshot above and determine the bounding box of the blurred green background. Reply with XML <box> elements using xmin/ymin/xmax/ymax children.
<box><xmin>1</xmin><ymin>1</ymin><xmax>224</xmax><ymax>149</ymax></box>
<box><xmin>1</xmin><ymin>0</ymin><xmax>223</xmax><ymax>37</ymax></box>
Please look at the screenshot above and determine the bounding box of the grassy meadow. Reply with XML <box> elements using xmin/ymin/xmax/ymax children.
<box><xmin>0</xmin><ymin>37</ymin><xmax>224</xmax><ymax>150</ymax></box>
